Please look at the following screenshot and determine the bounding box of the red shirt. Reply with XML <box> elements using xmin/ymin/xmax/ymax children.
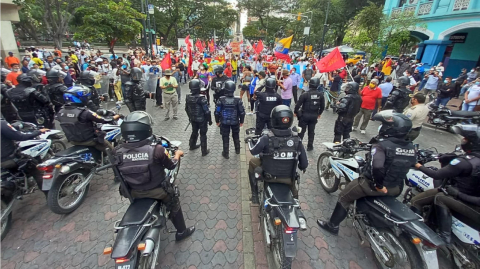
<box><xmin>224</xmin><ymin>66</ymin><xmax>232</xmax><ymax>77</ymax></box>
<box><xmin>339</xmin><ymin>69</ymin><xmax>347</xmax><ymax>79</ymax></box>
<box><xmin>360</xmin><ymin>86</ymin><xmax>382</xmax><ymax>110</ymax></box>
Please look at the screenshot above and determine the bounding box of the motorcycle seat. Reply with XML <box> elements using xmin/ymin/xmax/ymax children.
<box><xmin>120</xmin><ymin>198</ymin><xmax>160</xmax><ymax>226</ymax></box>
<box><xmin>54</xmin><ymin>145</ymin><xmax>99</xmax><ymax>157</ymax></box>
<box><xmin>449</xmin><ymin>110</ymin><xmax>480</xmax><ymax>117</ymax></box>
<box><xmin>267</xmin><ymin>183</ymin><xmax>296</xmax><ymax>206</ymax></box>
<box><xmin>362</xmin><ymin>196</ymin><xmax>419</xmax><ymax>221</ymax></box>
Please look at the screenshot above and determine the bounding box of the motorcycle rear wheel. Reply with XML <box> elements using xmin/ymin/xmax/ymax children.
<box><xmin>272</xmin><ymin>224</ymin><xmax>293</xmax><ymax>269</ymax></box>
<box><xmin>47</xmin><ymin>169</ymin><xmax>90</xmax><ymax>214</ymax></box>
<box><xmin>137</xmin><ymin>230</ymin><xmax>161</xmax><ymax>269</ymax></box>
<box><xmin>373</xmin><ymin>229</ymin><xmax>425</xmax><ymax>269</ymax></box>
<box><xmin>1</xmin><ymin>199</ymin><xmax>12</xmax><ymax>241</ymax></box>
<box><xmin>317</xmin><ymin>152</ymin><xmax>340</xmax><ymax>193</ymax></box>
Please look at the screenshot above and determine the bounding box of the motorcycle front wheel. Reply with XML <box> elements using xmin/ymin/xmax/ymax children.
<box><xmin>47</xmin><ymin>169</ymin><xmax>90</xmax><ymax>214</ymax></box>
<box><xmin>317</xmin><ymin>152</ymin><xmax>340</xmax><ymax>193</ymax></box>
<box><xmin>373</xmin><ymin>229</ymin><xmax>425</xmax><ymax>269</ymax></box>
<box><xmin>1</xmin><ymin>199</ymin><xmax>12</xmax><ymax>241</ymax></box>
<box><xmin>50</xmin><ymin>140</ymin><xmax>67</xmax><ymax>154</ymax></box>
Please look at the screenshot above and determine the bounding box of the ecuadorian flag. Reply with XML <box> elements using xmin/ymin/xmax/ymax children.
<box><xmin>274</xmin><ymin>35</ymin><xmax>293</xmax><ymax>62</ymax></box>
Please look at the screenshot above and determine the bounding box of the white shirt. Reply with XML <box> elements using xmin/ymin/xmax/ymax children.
<box><xmin>466</xmin><ymin>85</ymin><xmax>480</xmax><ymax>105</ymax></box>
<box><xmin>192</xmin><ymin>61</ymin><xmax>200</xmax><ymax>71</ymax></box>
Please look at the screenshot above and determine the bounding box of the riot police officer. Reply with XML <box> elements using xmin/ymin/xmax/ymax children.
<box><xmin>294</xmin><ymin>77</ymin><xmax>325</xmax><ymax>151</ymax></box>
<box><xmin>8</xmin><ymin>72</ymin><xmax>55</xmax><ymax>128</ymax></box>
<box><xmin>411</xmin><ymin>124</ymin><xmax>480</xmax><ymax>244</ymax></box>
<box><xmin>384</xmin><ymin>76</ymin><xmax>411</xmax><ymax>113</ymax></box>
<box><xmin>57</xmin><ymin>86</ymin><xmax>119</xmax><ymax>153</ymax></box>
<box><xmin>333</xmin><ymin>82</ymin><xmax>362</xmax><ymax>143</ymax></box>
<box><xmin>211</xmin><ymin>66</ymin><xmax>229</xmax><ymax>104</ymax></box>
<box><xmin>248</xmin><ymin>105</ymin><xmax>308</xmax><ymax>203</ymax></box>
<box><xmin>77</xmin><ymin>70</ymin><xmax>102</xmax><ymax>111</ymax></box>
<box><xmin>185</xmin><ymin>79</ymin><xmax>212</xmax><ymax>156</ymax></box>
<box><xmin>1</xmin><ymin>70</ymin><xmax>19</xmax><ymax>123</ymax></box>
<box><xmin>116</xmin><ymin>111</ymin><xmax>195</xmax><ymax>241</ymax></box>
<box><xmin>124</xmin><ymin>67</ymin><xmax>151</xmax><ymax>112</ymax></box>
<box><xmin>45</xmin><ymin>69</ymin><xmax>68</xmax><ymax>113</ymax></box>
<box><xmin>254</xmin><ymin>77</ymin><xmax>282</xmax><ymax>135</ymax></box>
<box><xmin>215</xmin><ymin>80</ymin><xmax>245</xmax><ymax>159</ymax></box>
<box><xmin>318</xmin><ymin>110</ymin><xmax>416</xmax><ymax>235</ymax></box>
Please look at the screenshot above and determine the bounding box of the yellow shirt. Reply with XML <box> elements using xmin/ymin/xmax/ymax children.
<box><xmin>71</xmin><ymin>54</ymin><xmax>79</xmax><ymax>64</ymax></box>
<box><xmin>32</xmin><ymin>57</ymin><xmax>44</xmax><ymax>68</ymax></box>
<box><xmin>160</xmin><ymin>77</ymin><xmax>178</xmax><ymax>94</ymax></box>
<box><xmin>231</xmin><ymin>60</ymin><xmax>237</xmax><ymax>70</ymax></box>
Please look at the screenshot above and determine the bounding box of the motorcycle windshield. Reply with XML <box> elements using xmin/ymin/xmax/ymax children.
<box><xmin>400</xmin><ymin>220</ymin><xmax>445</xmax><ymax>247</ymax></box>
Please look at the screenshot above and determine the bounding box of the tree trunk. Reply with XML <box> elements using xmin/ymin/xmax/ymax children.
<box><xmin>53</xmin><ymin>34</ymin><xmax>63</xmax><ymax>49</ymax></box>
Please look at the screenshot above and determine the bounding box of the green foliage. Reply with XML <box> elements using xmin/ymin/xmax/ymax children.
<box><xmin>344</xmin><ymin>2</ymin><xmax>422</xmax><ymax>63</ymax></box>
<box><xmin>72</xmin><ymin>0</ymin><xmax>145</xmax><ymax>50</ymax></box>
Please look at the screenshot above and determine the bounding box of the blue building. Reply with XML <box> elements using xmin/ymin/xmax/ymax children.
<box><xmin>383</xmin><ymin>0</ymin><xmax>480</xmax><ymax>77</ymax></box>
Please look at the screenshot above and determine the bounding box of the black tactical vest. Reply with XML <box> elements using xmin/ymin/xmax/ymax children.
<box><xmin>57</xmin><ymin>106</ymin><xmax>96</xmax><ymax>142</ymax></box>
<box><xmin>345</xmin><ymin>94</ymin><xmax>362</xmax><ymax>119</ymax></box>
<box><xmin>302</xmin><ymin>91</ymin><xmax>322</xmax><ymax>115</ymax></box>
<box><xmin>8</xmin><ymin>86</ymin><xmax>43</xmax><ymax>120</ymax></box>
<box><xmin>186</xmin><ymin>94</ymin><xmax>206</xmax><ymax>122</ymax></box>
<box><xmin>262</xmin><ymin>131</ymin><xmax>301</xmax><ymax>178</ymax></box>
<box><xmin>45</xmin><ymin>83</ymin><xmax>66</xmax><ymax>107</ymax></box>
<box><xmin>116</xmin><ymin>142</ymin><xmax>166</xmax><ymax>191</ymax></box>
<box><xmin>220</xmin><ymin>96</ymin><xmax>239</xmax><ymax>125</ymax></box>
<box><xmin>454</xmin><ymin>156</ymin><xmax>480</xmax><ymax>196</ymax></box>
<box><xmin>258</xmin><ymin>92</ymin><xmax>279</xmax><ymax>117</ymax></box>
<box><xmin>394</xmin><ymin>88</ymin><xmax>411</xmax><ymax>113</ymax></box>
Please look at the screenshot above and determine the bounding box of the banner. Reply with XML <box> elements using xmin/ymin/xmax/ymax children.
<box><xmin>188</xmin><ymin>49</ymin><xmax>193</xmax><ymax>77</ymax></box>
<box><xmin>255</xmin><ymin>40</ymin><xmax>264</xmax><ymax>55</ymax></box>
<box><xmin>231</xmin><ymin>42</ymin><xmax>240</xmax><ymax>55</ymax></box>
<box><xmin>316</xmin><ymin>47</ymin><xmax>346</xmax><ymax>73</ymax></box>
<box><xmin>185</xmin><ymin>35</ymin><xmax>192</xmax><ymax>51</ymax></box>
<box><xmin>161</xmin><ymin>52</ymin><xmax>172</xmax><ymax>70</ymax></box>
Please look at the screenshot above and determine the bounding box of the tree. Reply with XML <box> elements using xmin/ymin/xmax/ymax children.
<box><xmin>72</xmin><ymin>0</ymin><xmax>145</xmax><ymax>53</ymax></box>
<box><xmin>343</xmin><ymin>2</ymin><xmax>423</xmax><ymax>63</ymax></box>
<box><xmin>13</xmin><ymin>0</ymin><xmax>44</xmax><ymax>44</ymax></box>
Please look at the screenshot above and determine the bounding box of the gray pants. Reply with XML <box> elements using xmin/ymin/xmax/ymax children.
<box><xmin>176</xmin><ymin>85</ymin><xmax>181</xmax><ymax>103</ymax></box>
<box><xmin>338</xmin><ymin>178</ymin><xmax>401</xmax><ymax>209</ymax></box>
<box><xmin>406</xmin><ymin>127</ymin><xmax>421</xmax><ymax>141</ymax></box>
<box><xmin>163</xmin><ymin>92</ymin><xmax>178</xmax><ymax>118</ymax></box>
<box><xmin>353</xmin><ymin>108</ymin><xmax>373</xmax><ymax>130</ymax></box>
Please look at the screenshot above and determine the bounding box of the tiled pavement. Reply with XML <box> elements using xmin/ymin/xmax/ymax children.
<box><xmin>1</xmin><ymin>83</ymin><xmax>460</xmax><ymax>269</ymax></box>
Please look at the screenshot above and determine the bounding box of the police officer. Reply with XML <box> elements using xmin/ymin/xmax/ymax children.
<box><xmin>383</xmin><ymin>76</ymin><xmax>411</xmax><ymax>113</ymax></box>
<box><xmin>124</xmin><ymin>67</ymin><xmax>151</xmax><ymax>112</ymax></box>
<box><xmin>215</xmin><ymin>80</ymin><xmax>245</xmax><ymax>159</ymax></box>
<box><xmin>254</xmin><ymin>77</ymin><xmax>282</xmax><ymax>135</ymax></box>
<box><xmin>57</xmin><ymin>86</ymin><xmax>119</xmax><ymax>153</ymax></box>
<box><xmin>248</xmin><ymin>105</ymin><xmax>308</xmax><ymax>203</ymax></box>
<box><xmin>1</xmin><ymin>70</ymin><xmax>19</xmax><ymax>123</ymax></box>
<box><xmin>77</xmin><ymin>70</ymin><xmax>102</xmax><ymax>111</ymax></box>
<box><xmin>411</xmin><ymin>124</ymin><xmax>480</xmax><ymax>244</ymax></box>
<box><xmin>318</xmin><ymin>110</ymin><xmax>416</xmax><ymax>235</ymax></box>
<box><xmin>116</xmin><ymin>111</ymin><xmax>195</xmax><ymax>241</ymax></box>
<box><xmin>8</xmin><ymin>72</ymin><xmax>55</xmax><ymax>128</ymax></box>
<box><xmin>333</xmin><ymin>82</ymin><xmax>362</xmax><ymax>143</ymax></box>
<box><xmin>185</xmin><ymin>79</ymin><xmax>212</xmax><ymax>156</ymax></box>
<box><xmin>211</xmin><ymin>66</ymin><xmax>229</xmax><ymax>104</ymax></box>
<box><xmin>294</xmin><ymin>77</ymin><xmax>325</xmax><ymax>151</ymax></box>
<box><xmin>45</xmin><ymin>69</ymin><xmax>68</xmax><ymax>113</ymax></box>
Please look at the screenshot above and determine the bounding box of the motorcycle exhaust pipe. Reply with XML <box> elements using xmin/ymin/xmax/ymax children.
<box><xmin>142</xmin><ymin>227</ymin><xmax>160</xmax><ymax>256</ymax></box>
<box><xmin>74</xmin><ymin>171</ymin><xmax>95</xmax><ymax>193</ymax></box>
<box><xmin>263</xmin><ymin>214</ymin><xmax>272</xmax><ymax>248</ymax></box>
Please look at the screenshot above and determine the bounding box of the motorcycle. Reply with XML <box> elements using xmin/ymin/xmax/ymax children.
<box><xmin>317</xmin><ymin>138</ymin><xmax>371</xmax><ymax>193</ymax></box>
<box><xmin>427</xmin><ymin>104</ymin><xmax>480</xmax><ymax>130</ymax></box>
<box><xmin>11</xmin><ymin>121</ymin><xmax>67</xmax><ymax>156</ymax></box>
<box><xmin>102</xmin><ymin>135</ymin><xmax>182</xmax><ymax>269</ymax></box>
<box><xmin>404</xmin><ymin>147</ymin><xmax>480</xmax><ymax>269</ymax></box>
<box><xmin>36</xmin><ymin>110</ymin><xmax>122</xmax><ymax>214</ymax></box>
<box><xmin>245</xmin><ymin>128</ymin><xmax>307</xmax><ymax>269</ymax></box>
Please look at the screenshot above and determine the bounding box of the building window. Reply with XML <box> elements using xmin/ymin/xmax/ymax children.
<box><xmin>418</xmin><ymin>2</ymin><xmax>433</xmax><ymax>15</ymax></box>
<box><xmin>453</xmin><ymin>0</ymin><xmax>470</xmax><ymax>11</ymax></box>
<box><xmin>399</xmin><ymin>0</ymin><xmax>408</xmax><ymax>7</ymax></box>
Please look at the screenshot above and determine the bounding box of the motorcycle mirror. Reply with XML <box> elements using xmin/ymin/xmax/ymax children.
<box><xmin>96</xmin><ymin>109</ymin><xmax>107</xmax><ymax>116</ymax></box>
<box><xmin>170</xmin><ymin>141</ymin><xmax>182</xmax><ymax>147</ymax></box>
<box><xmin>455</xmin><ymin>145</ymin><xmax>462</xmax><ymax>152</ymax></box>
<box><xmin>245</xmin><ymin>128</ymin><xmax>256</xmax><ymax>135</ymax></box>
<box><xmin>293</xmin><ymin>126</ymin><xmax>302</xmax><ymax>133</ymax></box>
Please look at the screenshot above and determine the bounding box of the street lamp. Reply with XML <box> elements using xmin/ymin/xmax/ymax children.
<box><xmin>291</xmin><ymin>11</ymin><xmax>312</xmax><ymax>54</ymax></box>
<box><xmin>318</xmin><ymin>0</ymin><xmax>331</xmax><ymax>58</ymax></box>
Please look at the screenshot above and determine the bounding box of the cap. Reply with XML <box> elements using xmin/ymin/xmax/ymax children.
<box><xmin>8</xmin><ymin>52</ymin><xmax>13</xmax><ymax>55</ymax></box>
<box><xmin>282</xmin><ymin>69</ymin><xmax>289</xmax><ymax>76</ymax></box>
<box><xmin>164</xmin><ymin>69</ymin><xmax>173</xmax><ymax>75</ymax></box>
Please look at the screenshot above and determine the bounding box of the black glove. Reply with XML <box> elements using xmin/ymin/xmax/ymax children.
<box><xmin>209</xmin><ymin>121</ymin><xmax>213</xmax><ymax>126</ymax></box>
<box><xmin>439</xmin><ymin>153</ymin><xmax>457</xmax><ymax>167</ymax></box>
<box><xmin>445</xmin><ymin>186</ymin><xmax>459</xmax><ymax>199</ymax></box>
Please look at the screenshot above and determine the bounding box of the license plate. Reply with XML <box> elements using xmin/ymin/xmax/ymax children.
<box><xmin>42</xmin><ymin>178</ymin><xmax>53</xmax><ymax>190</ymax></box>
<box><xmin>116</xmin><ymin>261</ymin><xmax>135</xmax><ymax>269</ymax></box>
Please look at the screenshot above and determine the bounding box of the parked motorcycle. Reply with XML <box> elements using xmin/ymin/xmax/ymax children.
<box><xmin>245</xmin><ymin>128</ymin><xmax>307</xmax><ymax>269</ymax></box>
<box><xmin>102</xmin><ymin>135</ymin><xmax>182</xmax><ymax>269</ymax></box>
<box><xmin>404</xmin><ymin>147</ymin><xmax>480</xmax><ymax>269</ymax></box>
<box><xmin>317</xmin><ymin>138</ymin><xmax>371</xmax><ymax>193</ymax></box>
<box><xmin>11</xmin><ymin>121</ymin><xmax>66</xmax><ymax>156</ymax></box>
<box><xmin>427</xmin><ymin>104</ymin><xmax>480</xmax><ymax>130</ymax></box>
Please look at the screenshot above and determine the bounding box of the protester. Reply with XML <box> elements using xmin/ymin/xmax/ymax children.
<box><xmin>423</xmin><ymin>69</ymin><xmax>440</xmax><ymax>101</ymax></box>
<box><xmin>21</xmin><ymin>59</ymin><xmax>29</xmax><ymax>73</ymax></box>
<box><xmin>5</xmin><ymin>52</ymin><xmax>20</xmax><ymax>69</ymax></box>
<box><xmin>462</xmin><ymin>79</ymin><xmax>480</xmax><ymax>111</ymax></box>
<box><xmin>459</xmin><ymin>68</ymin><xmax>479</xmax><ymax>96</ymax></box>
<box><xmin>31</xmin><ymin>53</ymin><xmax>44</xmax><ymax>69</ymax></box>
<box><xmin>5</xmin><ymin>63</ymin><xmax>22</xmax><ymax>85</ymax></box>
<box><xmin>290</xmin><ymin>67</ymin><xmax>301</xmax><ymax>103</ymax></box>
<box><xmin>172</xmin><ymin>64</ymin><xmax>182</xmax><ymax>104</ymax></box>
<box><xmin>454</xmin><ymin>68</ymin><xmax>468</xmax><ymax>98</ymax></box>
<box><xmin>160</xmin><ymin>69</ymin><xmax>179</xmax><ymax>120</ymax></box>
<box><xmin>278</xmin><ymin>69</ymin><xmax>293</xmax><ymax>107</ymax></box>
<box><xmin>353</xmin><ymin>79</ymin><xmax>382</xmax><ymax>134</ymax></box>
<box><xmin>436</xmin><ymin>77</ymin><xmax>455</xmax><ymax>106</ymax></box>
<box><xmin>374</xmin><ymin>76</ymin><xmax>394</xmax><ymax>117</ymax></box>
<box><xmin>326</xmin><ymin>71</ymin><xmax>341</xmax><ymax>110</ymax></box>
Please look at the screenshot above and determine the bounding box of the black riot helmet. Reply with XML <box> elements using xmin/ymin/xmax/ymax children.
<box><xmin>120</xmin><ymin>111</ymin><xmax>154</xmax><ymax>142</ymax></box>
<box><xmin>451</xmin><ymin>124</ymin><xmax>480</xmax><ymax>153</ymax></box>
<box><xmin>130</xmin><ymin>67</ymin><xmax>143</xmax><ymax>82</ymax></box>
<box><xmin>189</xmin><ymin>79</ymin><xmax>201</xmax><ymax>94</ymax></box>
<box><xmin>373</xmin><ymin>110</ymin><xmax>412</xmax><ymax>138</ymax></box>
<box><xmin>265</xmin><ymin>77</ymin><xmax>276</xmax><ymax>92</ymax></box>
<box><xmin>309</xmin><ymin>77</ymin><xmax>320</xmax><ymax>90</ymax></box>
<box><xmin>344</xmin><ymin>82</ymin><xmax>359</xmax><ymax>94</ymax></box>
<box><xmin>398</xmin><ymin>76</ymin><xmax>410</xmax><ymax>87</ymax></box>
<box><xmin>270</xmin><ymin>105</ymin><xmax>293</xmax><ymax>129</ymax></box>
<box><xmin>224</xmin><ymin>80</ymin><xmax>236</xmax><ymax>94</ymax></box>
<box><xmin>17</xmin><ymin>73</ymin><xmax>33</xmax><ymax>86</ymax></box>
<box><xmin>78</xmin><ymin>71</ymin><xmax>96</xmax><ymax>86</ymax></box>
<box><xmin>214</xmin><ymin>65</ymin><xmax>224</xmax><ymax>76</ymax></box>
<box><xmin>46</xmin><ymin>69</ymin><xmax>62</xmax><ymax>84</ymax></box>
<box><xmin>27</xmin><ymin>69</ymin><xmax>44</xmax><ymax>83</ymax></box>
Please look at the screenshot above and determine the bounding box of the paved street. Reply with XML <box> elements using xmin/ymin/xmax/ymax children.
<box><xmin>1</xmin><ymin>83</ymin><xmax>460</xmax><ymax>269</ymax></box>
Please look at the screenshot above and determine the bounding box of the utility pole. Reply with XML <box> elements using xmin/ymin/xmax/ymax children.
<box><xmin>140</xmin><ymin>0</ymin><xmax>148</xmax><ymax>54</ymax></box>
<box><xmin>318</xmin><ymin>0</ymin><xmax>331</xmax><ymax>58</ymax></box>
<box><xmin>145</xmin><ymin>0</ymin><xmax>154</xmax><ymax>57</ymax></box>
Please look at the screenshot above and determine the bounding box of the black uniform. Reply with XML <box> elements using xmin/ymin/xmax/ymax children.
<box><xmin>124</xmin><ymin>81</ymin><xmax>149</xmax><ymax>112</ymax></box>
<box><xmin>8</xmin><ymin>84</ymin><xmax>54</xmax><ymax>128</ymax></box>
<box><xmin>384</xmin><ymin>86</ymin><xmax>411</xmax><ymax>113</ymax></box>
<box><xmin>334</xmin><ymin>90</ymin><xmax>361</xmax><ymax>143</ymax></box>
<box><xmin>185</xmin><ymin>93</ymin><xmax>212</xmax><ymax>155</ymax></box>
<box><xmin>1</xmin><ymin>83</ymin><xmax>19</xmax><ymax>123</ymax></box>
<box><xmin>255</xmin><ymin>91</ymin><xmax>282</xmax><ymax>135</ymax></box>
<box><xmin>294</xmin><ymin>88</ymin><xmax>325</xmax><ymax>149</ymax></box>
<box><xmin>215</xmin><ymin>94</ymin><xmax>245</xmax><ymax>158</ymax></box>
<box><xmin>45</xmin><ymin>82</ymin><xmax>68</xmax><ymax>113</ymax></box>
<box><xmin>211</xmin><ymin>75</ymin><xmax>229</xmax><ymax>103</ymax></box>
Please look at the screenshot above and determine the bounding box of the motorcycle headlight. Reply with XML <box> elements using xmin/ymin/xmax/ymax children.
<box><xmin>60</xmin><ymin>165</ymin><xmax>71</xmax><ymax>174</ymax></box>
<box><xmin>37</xmin><ymin>117</ymin><xmax>45</xmax><ymax>125</ymax></box>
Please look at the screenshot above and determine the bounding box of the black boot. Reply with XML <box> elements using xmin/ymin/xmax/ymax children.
<box><xmin>307</xmin><ymin>144</ymin><xmax>314</xmax><ymax>151</ymax></box>
<box><xmin>170</xmin><ymin>206</ymin><xmax>195</xmax><ymax>241</ymax></box>
<box><xmin>435</xmin><ymin>205</ymin><xmax>452</xmax><ymax>245</ymax></box>
<box><xmin>222</xmin><ymin>137</ymin><xmax>229</xmax><ymax>159</ymax></box>
<box><xmin>248</xmin><ymin>172</ymin><xmax>259</xmax><ymax>204</ymax></box>
<box><xmin>201</xmin><ymin>139</ymin><xmax>209</xmax><ymax>156</ymax></box>
<box><xmin>222</xmin><ymin>151</ymin><xmax>229</xmax><ymax>159</ymax></box>
<box><xmin>234</xmin><ymin>140</ymin><xmax>241</xmax><ymax>154</ymax></box>
<box><xmin>189</xmin><ymin>144</ymin><xmax>201</xmax><ymax>150</ymax></box>
<box><xmin>317</xmin><ymin>203</ymin><xmax>347</xmax><ymax>235</ymax></box>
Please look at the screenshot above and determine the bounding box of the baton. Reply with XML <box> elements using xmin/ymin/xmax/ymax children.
<box><xmin>184</xmin><ymin>122</ymin><xmax>191</xmax><ymax>131</ymax></box>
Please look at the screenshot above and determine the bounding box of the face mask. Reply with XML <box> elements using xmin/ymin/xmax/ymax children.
<box><xmin>444</xmin><ymin>79</ymin><xmax>448</xmax><ymax>83</ymax></box>
<box><xmin>403</xmin><ymin>72</ymin><xmax>407</xmax><ymax>76</ymax></box>
<box><xmin>122</xmin><ymin>65</ymin><xmax>127</xmax><ymax>69</ymax></box>
<box><xmin>476</xmin><ymin>82</ymin><xmax>480</xmax><ymax>86</ymax></box>
<box><xmin>104</xmin><ymin>64</ymin><xmax>108</xmax><ymax>67</ymax></box>
<box><xmin>64</xmin><ymin>66</ymin><xmax>69</xmax><ymax>71</ymax></box>
<box><xmin>471</xmin><ymin>69</ymin><xmax>475</xmax><ymax>72</ymax></box>
<box><xmin>172</xmin><ymin>67</ymin><xmax>176</xmax><ymax>70</ymax></box>
<box><xmin>369</xmin><ymin>83</ymin><xmax>375</xmax><ymax>88</ymax></box>
<box><xmin>12</xmin><ymin>68</ymin><xmax>19</xmax><ymax>72</ymax></box>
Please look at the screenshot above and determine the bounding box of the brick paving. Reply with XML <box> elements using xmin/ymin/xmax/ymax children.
<box><xmin>1</xmin><ymin>83</ymin><xmax>460</xmax><ymax>269</ymax></box>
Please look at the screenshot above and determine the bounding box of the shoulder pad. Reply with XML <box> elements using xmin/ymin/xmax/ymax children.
<box><xmin>25</xmin><ymin>87</ymin><xmax>37</xmax><ymax>94</ymax></box>
<box><xmin>450</xmin><ymin>158</ymin><xmax>461</xmax><ymax>166</ymax></box>
<box><xmin>391</xmin><ymin>90</ymin><xmax>400</xmax><ymax>96</ymax></box>
<box><xmin>125</xmin><ymin>81</ymin><xmax>135</xmax><ymax>86</ymax></box>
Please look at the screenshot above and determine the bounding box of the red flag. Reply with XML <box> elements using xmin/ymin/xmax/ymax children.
<box><xmin>209</xmin><ymin>39</ymin><xmax>215</xmax><ymax>53</ymax></box>
<box><xmin>180</xmin><ymin>47</ymin><xmax>184</xmax><ymax>57</ymax></box>
<box><xmin>202</xmin><ymin>41</ymin><xmax>206</xmax><ymax>50</ymax></box>
<box><xmin>195</xmin><ymin>39</ymin><xmax>203</xmax><ymax>51</ymax></box>
<box><xmin>161</xmin><ymin>52</ymin><xmax>172</xmax><ymax>70</ymax></box>
<box><xmin>188</xmin><ymin>49</ymin><xmax>193</xmax><ymax>77</ymax></box>
<box><xmin>255</xmin><ymin>40</ymin><xmax>264</xmax><ymax>54</ymax></box>
<box><xmin>185</xmin><ymin>35</ymin><xmax>192</xmax><ymax>51</ymax></box>
<box><xmin>315</xmin><ymin>47</ymin><xmax>346</xmax><ymax>73</ymax></box>
<box><xmin>274</xmin><ymin>51</ymin><xmax>291</xmax><ymax>63</ymax></box>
